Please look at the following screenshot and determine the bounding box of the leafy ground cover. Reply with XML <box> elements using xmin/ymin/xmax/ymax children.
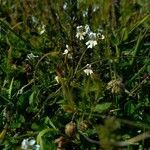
<box><xmin>0</xmin><ymin>0</ymin><xmax>150</xmax><ymax>149</ymax></box>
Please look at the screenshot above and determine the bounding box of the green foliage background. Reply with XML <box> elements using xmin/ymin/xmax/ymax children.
<box><xmin>0</xmin><ymin>0</ymin><xmax>150</xmax><ymax>149</ymax></box>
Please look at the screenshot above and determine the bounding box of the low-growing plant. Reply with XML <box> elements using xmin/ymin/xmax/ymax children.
<box><xmin>0</xmin><ymin>0</ymin><xmax>150</xmax><ymax>149</ymax></box>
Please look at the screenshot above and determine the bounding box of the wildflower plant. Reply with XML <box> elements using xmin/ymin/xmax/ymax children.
<box><xmin>0</xmin><ymin>0</ymin><xmax>150</xmax><ymax>149</ymax></box>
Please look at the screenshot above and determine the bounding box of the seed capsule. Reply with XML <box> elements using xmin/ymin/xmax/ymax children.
<box><xmin>79</xmin><ymin>120</ymin><xmax>88</xmax><ymax>131</ymax></box>
<box><xmin>65</xmin><ymin>122</ymin><xmax>76</xmax><ymax>137</ymax></box>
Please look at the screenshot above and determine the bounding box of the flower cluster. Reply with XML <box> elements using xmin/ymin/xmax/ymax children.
<box><xmin>76</xmin><ymin>24</ymin><xmax>105</xmax><ymax>49</ymax></box>
<box><xmin>21</xmin><ymin>138</ymin><xmax>40</xmax><ymax>150</ymax></box>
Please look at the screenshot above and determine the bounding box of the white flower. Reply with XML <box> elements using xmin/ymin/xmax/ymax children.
<box><xmin>26</xmin><ymin>53</ymin><xmax>38</xmax><ymax>60</ymax></box>
<box><xmin>21</xmin><ymin>138</ymin><xmax>40</xmax><ymax>150</ymax></box>
<box><xmin>88</xmin><ymin>32</ymin><xmax>97</xmax><ymax>39</ymax></box>
<box><xmin>63</xmin><ymin>45</ymin><xmax>69</xmax><ymax>55</ymax></box>
<box><xmin>76</xmin><ymin>26</ymin><xmax>86</xmax><ymax>40</ymax></box>
<box><xmin>55</xmin><ymin>76</ymin><xmax>59</xmax><ymax>83</ymax></box>
<box><xmin>67</xmin><ymin>53</ymin><xmax>72</xmax><ymax>59</ymax></box>
<box><xmin>39</xmin><ymin>24</ymin><xmax>46</xmax><ymax>35</ymax></box>
<box><xmin>63</xmin><ymin>49</ymin><xmax>69</xmax><ymax>55</ymax></box>
<box><xmin>28</xmin><ymin>139</ymin><xmax>36</xmax><ymax>146</ymax></box>
<box><xmin>101</xmin><ymin>34</ymin><xmax>105</xmax><ymax>39</ymax></box>
<box><xmin>83</xmin><ymin>11</ymin><xmax>88</xmax><ymax>17</ymax></box>
<box><xmin>86</xmin><ymin>32</ymin><xmax>98</xmax><ymax>48</ymax></box>
<box><xmin>31</xmin><ymin>16</ymin><xmax>38</xmax><ymax>24</ymax></box>
<box><xmin>84</xmin><ymin>64</ymin><xmax>93</xmax><ymax>76</ymax></box>
<box><xmin>63</xmin><ymin>45</ymin><xmax>72</xmax><ymax>59</ymax></box>
<box><xmin>21</xmin><ymin>139</ymin><xmax>28</xmax><ymax>150</ymax></box>
<box><xmin>84</xmin><ymin>68</ymin><xmax>93</xmax><ymax>76</ymax></box>
<box><xmin>63</xmin><ymin>3</ymin><xmax>67</xmax><ymax>10</ymax></box>
<box><xmin>38</xmin><ymin>23</ymin><xmax>46</xmax><ymax>35</ymax></box>
<box><xmin>86</xmin><ymin>40</ymin><xmax>98</xmax><ymax>49</ymax></box>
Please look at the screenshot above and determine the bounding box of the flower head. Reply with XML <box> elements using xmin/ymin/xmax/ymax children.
<box><xmin>21</xmin><ymin>138</ymin><xmax>40</xmax><ymax>150</ymax></box>
<box><xmin>26</xmin><ymin>53</ymin><xmax>38</xmax><ymax>61</ymax></box>
<box><xmin>86</xmin><ymin>32</ymin><xmax>97</xmax><ymax>49</ymax></box>
<box><xmin>55</xmin><ymin>76</ymin><xmax>60</xmax><ymax>83</ymax></box>
<box><xmin>63</xmin><ymin>49</ymin><xmax>69</xmax><ymax>55</ymax></box>
<box><xmin>21</xmin><ymin>139</ymin><xmax>28</xmax><ymax>150</ymax></box>
<box><xmin>88</xmin><ymin>32</ymin><xmax>97</xmax><ymax>39</ymax></box>
<box><xmin>76</xmin><ymin>26</ymin><xmax>86</xmax><ymax>40</ymax></box>
<box><xmin>38</xmin><ymin>23</ymin><xmax>46</xmax><ymax>35</ymax></box>
<box><xmin>86</xmin><ymin>40</ymin><xmax>98</xmax><ymax>49</ymax></box>
<box><xmin>84</xmin><ymin>64</ymin><xmax>93</xmax><ymax>76</ymax></box>
<box><xmin>101</xmin><ymin>34</ymin><xmax>105</xmax><ymax>39</ymax></box>
<box><xmin>63</xmin><ymin>45</ymin><xmax>72</xmax><ymax>59</ymax></box>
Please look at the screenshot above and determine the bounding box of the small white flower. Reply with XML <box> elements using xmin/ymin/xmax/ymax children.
<box><xmin>101</xmin><ymin>34</ymin><xmax>105</xmax><ymax>39</ymax></box>
<box><xmin>39</xmin><ymin>24</ymin><xmax>46</xmax><ymax>35</ymax></box>
<box><xmin>32</xmin><ymin>16</ymin><xmax>38</xmax><ymax>24</ymax></box>
<box><xmin>137</xmin><ymin>130</ymin><xmax>142</xmax><ymax>133</ymax></box>
<box><xmin>84</xmin><ymin>64</ymin><xmax>93</xmax><ymax>76</ymax></box>
<box><xmin>63</xmin><ymin>3</ymin><xmax>67</xmax><ymax>10</ymax></box>
<box><xmin>84</xmin><ymin>68</ymin><xmax>93</xmax><ymax>76</ymax></box>
<box><xmin>21</xmin><ymin>138</ymin><xmax>40</xmax><ymax>150</ymax></box>
<box><xmin>93</xmin><ymin>5</ymin><xmax>99</xmax><ymax>12</ymax></box>
<box><xmin>76</xmin><ymin>26</ymin><xmax>86</xmax><ymax>40</ymax></box>
<box><xmin>63</xmin><ymin>45</ymin><xmax>69</xmax><ymax>55</ymax></box>
<box><xmin>21</xmin><ymin>139</ymin><xmax>29</xmax><ymax>150</ymax></box>
<box><xmin>26</xmin><ymin>53</ymin><xmax>38</xmax><ymax>60</ymax></box>
<box><xmin>86</xmin><ymin>64</ymin><xmax>91</xmax><ymax>68</ymax></box>
<box><xmin>55</xmin><ymin>76</ymin><xmax>59</xmax><ymax>83</ymax></box>
<box><xmin>86</xmin><ymin>40</ymin><xmax>97</xmax><ymax>49</ymax></box>
<box><xmin>83</xmin><ymin>11</ymin><xmax>88</xmax><ymax>17</ymax></box>
<box><xmin>28</xmin><ymin>139</ymin><xmax>36</xmax><ymax>146</ymax></box>
<box><xmin>63</xmin><ymin>45</ymin><xmax>72</xmax><ymax>59</ymax></box>
<box><xmin>67</xmin><ymin>53</ymin><xmax>73</xmax><ymax>59</ymax></box>
<box><xmin>88</xmin><ymin>32</ymin><xmax>97</xmax><ymax>39</ymax></box>
<box><xmin>63</xmin><ymin>49</ymin><xmax>69</xmax><ymax>55</ymax></box>
<box><xmin>86</xmin><ymin>32</ymin><xmax>97</xmax><ymax>48</ymax></box>
<box><xmin>38</xmin><ymin>23</ymin><xmax>46</xmax><ymax>35</ymax></box>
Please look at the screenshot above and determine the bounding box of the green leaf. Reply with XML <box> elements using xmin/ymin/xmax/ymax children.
<box><xmin>8</xmin><ymin>77</ymin><xmax>14</xmax><ymax>99</ymax></box>
<box><xmin>37</xmin><ymin>128</ymin><xmax>58</xmax><ymax>150</ymax></box>
<box><xmin>147</xmin><ymin>65</ymin><xmax>150</xmax><ymax>73</ymax></box>
<box><xmin>120</xmin><ymin>28</ymin><xmax>128</xmax><ymax>42</ymax></box>
<box><xmin>45</xmin><ymin>117</ymin><xmax>57</xmax><ymax>130</ymax></box>
<box><xmin>29</xmin><ymin>91</ymin><xmax>35</xmax><ymax>105</ymax></box>
<box><xmin>94</xmin><ymin>103</ymin><xmax>112</xmax><ymax>113</ymax></box>
<box><xmin>124</xmin><ymin>101</ymin><xmax>135</xmax><ymax>115</ymax></box>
